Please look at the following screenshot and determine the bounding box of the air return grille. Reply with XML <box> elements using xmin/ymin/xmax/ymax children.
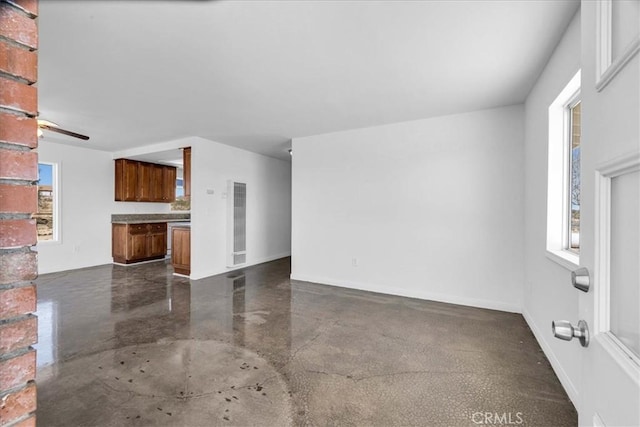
<box><xmin>227</xmin><ymin>181</ymin><xmax>247</xmax><ymax>267</ymax></box>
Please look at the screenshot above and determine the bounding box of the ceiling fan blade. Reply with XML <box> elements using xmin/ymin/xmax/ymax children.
<box><xmin>39</xmin><ymin>124</ymin><xmax>90</xmax><ymax>141</ymax></box>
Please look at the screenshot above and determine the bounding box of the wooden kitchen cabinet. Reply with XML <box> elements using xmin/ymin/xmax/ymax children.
<box><xmin>149</xmin><ymin>164</ymin><xmax>164</xmax><ymax>201</ymax></box>
<box><xmin>112</xmin><ymin>222</ymin><xmax>167</xmax><ymax>264</ymax></box>
<box><xmin>136</xmin><ymin>162</ymin><xmax>152</xmax><ymax>201</ymax></box>
<box><xmin>148</xmin><ymin>223</ymin><xmax>167</xmax><ymax>258</ymax></box>
<box><xmin>114</xmin><ymin>159</ymin><xmax>139</xmax><ymax>201</ymax></box>
<box><xmin>114</xmin><ymin>159</ymin><xmax>177</xmax><ymax>203</ymax></box>
<box><xmin>171</xmin><ymin>226</ymin><xmax>190</xmax><ymax>276</ymax></box>
<box><xmin>183</xmin><ymin>147</ymin><xmax>191</xmax><ymax>199</ymax></box>
<box><xmin>163</xmin><ymin>166</ymin><xmax>176</xmax><ymax>201</ymax></box>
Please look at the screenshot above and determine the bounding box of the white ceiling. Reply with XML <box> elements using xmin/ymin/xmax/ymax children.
<box><xmin>38</xmin><ymin>0</ymin><xmax>579</xmax><ymax>161</ymax></box>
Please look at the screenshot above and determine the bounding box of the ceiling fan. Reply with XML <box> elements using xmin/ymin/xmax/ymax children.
<box><xmin>37</xmin><ymin>119</ymin><xmax>90</xmax><ymax>141</ymax></box>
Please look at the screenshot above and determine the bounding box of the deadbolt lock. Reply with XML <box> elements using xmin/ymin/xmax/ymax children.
<box><xmin>571</xmin><ymin>267</ymin><xmax>590</xmax><ymax>293</ymax></box>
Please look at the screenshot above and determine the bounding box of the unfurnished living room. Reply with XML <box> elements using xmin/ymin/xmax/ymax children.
<box><xmin>0</xmin><ymin>0</ymin><xmax>638</xmax><ymax>426</ymax></box>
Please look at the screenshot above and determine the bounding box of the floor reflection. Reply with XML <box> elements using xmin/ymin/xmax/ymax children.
<box><xmin>35</xmin><ymin>257</ymin><xmax>576</xmax><ymax>426</ymax></box>
<box><xmin>35</xmin><ymin>258</ymin><xmax>293</xmax><ymax>374</ymax></box>
<box><xmin>231</xmin><ymin>274</ymin><xmax>246</xmax><ymax>347</ymax></box>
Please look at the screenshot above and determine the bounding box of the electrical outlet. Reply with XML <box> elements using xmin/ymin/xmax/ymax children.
<box><xmin>352</xmin><ymin>258</ymin><xmax>358</xmax><ymax>267</ymax></box>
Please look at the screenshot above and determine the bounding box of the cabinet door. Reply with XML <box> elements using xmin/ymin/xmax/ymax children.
<box><xmin>148</xmin><ymin>223</ymin><xmax>167</xmax><ymax>257</ymax></box>
<box><xmin>123</xmin><ymin>161</ymin><xmax>138</xmax><ymax>201</ymax></box>
<box><xmin>163</xmin><ymin>166</ymin><xmax>176</xmax><ymax>202</ymax></box>
<box><xmin>115</xmin><ymin>159</ymin><xmax>138</xmax><ymax>201</ymax></box>
<box><xmin>128</xmin><ymin>233</ymin><xmax>148</xmax><ymax>260</ymax></box>
<box><xmin>171</xmin><ymin>227</ymin><xmax>190</xmax><ymax>275</ymax></box>
<box><xmin>183</xmin><ymin>147</ymin><xmax>191</xmax><ymax>199</ymax></box>
<box><xmin>149</xmin><ymin>232</ymin><xmax>166</xmax><ymax>257</ymax></box>
<box><xmin>149</xmin><ymin>164</ymin><xmax>164</xmax><ymax>202</ymax></box>
<box><xmin>114</xmin><ymin>160</ymin><xmax>125</xmax><ymax>201</ymax></box>
<box><xmin>137</xmin><ymin>162</ymin><xmax>152</xmax><ymax>201</ymax></box>
<box><xmin>112</xmin><ymin>224</ymin><xmax>127</xmax><ymax>260</ymax></box>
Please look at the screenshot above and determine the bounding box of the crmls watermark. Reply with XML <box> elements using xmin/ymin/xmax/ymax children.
<box><xmin>471</xmin><ymin>411</ymin><xmax>524</xmax><ymax>425</ymax></box>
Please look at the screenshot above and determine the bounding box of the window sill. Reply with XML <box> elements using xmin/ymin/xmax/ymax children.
<box><xmin>546</xmin><ymin>249</ymin><xmax>580</xmax><ymax>271</ymax></box>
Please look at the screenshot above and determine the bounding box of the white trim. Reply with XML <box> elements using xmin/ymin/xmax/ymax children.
<box><xmin>545</xmin><ymin>249</ymin><xmax>580</xmax><ymax>271</ymax></box>
<box><xmin>522</xmin><ymin>308</ymin><xmax>579</xmax><ymax>406</ymax></box>
<box><xmin>593</xmin><ymin>412</ymin><xmax>606</xmax><ymax>427</ymax></box>
<box><xmin>36</xmin><ymin>161</ymin><xmax>61</xmax><ymax>244</ymax></box>
<box><xmin>594</xmin><ymin>170</ymin><xmax>611</xmax><ymax>335</ymax></box>
<box><xmin>189</xmin><ymin>252</ymin><xmax>291</xmax><ymax>280</ymax></box>
<box><xmin>596</xmin><ymin>0</ymin><xmax>612</xmax><ymax>83</ymax></box>
<box><xmin>594</xmin><ymin>152</ymin><xmax>640</xmax><ymax>376</ymax></box>
<box><xmin>599</xmin><ymin>333</ymin><xmax>640</xmax><ymax>381</ymax></box>
<box><xmin>172</xmin><ymin>272</ymin><xmax>190</xmax><ymax>278</ymax></box>
<box><xmin>595</xmin><ymin>0</ymin><xmax>640</xmax><ymax>91</ymax></box>
<box><xmin>290</xmin><ymin>274</ymin><xmax>521</xmax><ymax>313</ymax></box>
<box><xmin>547</xmin><ymin>70</ymin><xmax>581</xmax><ymax>267</ymax></box>
<box><xmin>54</xmin><ymin>161</ymin><xmax>62</xmax><ymax>242</ymax></box>
<box><xmin>597</xmin><ymin>152</ymin><xmax>640</xmax><ymax>177</ymax></box>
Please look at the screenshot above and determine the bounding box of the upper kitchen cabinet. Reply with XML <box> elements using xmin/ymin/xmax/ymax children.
<box><xmin>136</xmin><ymin>161</ymin><xmax>153</xmax><ymax>201</ymax></box>
<box><xmin>114</xmin><ymin>158</ymin><xmax>177</xmax><ymax>203</ymax></box>
<box><xmin>183</xmin><ymin>147</ymin><xmax>191</xmax><ymax>199</ymax></box>
<box><xmin>163</xmin><ymin>166</ymin><xmax>177</xmax><ymax>202</ymax></box>
<box><xmin>114</xmin><ymin>158</ymin><xmax>139</xmax><ymax>201</ymax></box>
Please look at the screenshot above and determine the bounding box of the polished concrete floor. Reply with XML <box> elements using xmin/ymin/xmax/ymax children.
<box><xmin>35</xmin><ymin>257</ymin><xmax>577</xmax><ymax>426</ymax></box>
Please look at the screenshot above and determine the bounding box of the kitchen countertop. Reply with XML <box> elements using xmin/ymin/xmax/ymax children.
<box><xmin>112</xmin><ymin>219</ymin><xmax>191</xmax><ymax>225</ymax></box>
<box><xmin>170</xmin><ymin>223</ymin><xmax>191</xmax><ymax>228</ymax></box>
<box><xmin>111</xmin><ymin>213</ymin><xmax>190</xmax><ymax>224</ymax></box>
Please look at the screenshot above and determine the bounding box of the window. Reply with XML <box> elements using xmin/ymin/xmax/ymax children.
<box><xmin>569</xmin><ymin>101</ymin><xmax>581</xmax><ymax>252</ymax></box>
<box><xmin>170</xmin><ymin>172</ymin><xmax>190</xmax><ymax>211</ymax></box>
<box><xmin>546</xmin><ymin>70</ymin><xmax>581</xmax><ymax>268</ymax></box>
<box><xmin>37</xmin><ymin>162</ymin><xmax>59</xmax><ymax>242</ymax></box>
<box><xmin>176</xmin><ymin>178</ymin><xmax>184</xmax><ymax>197</ymax></box>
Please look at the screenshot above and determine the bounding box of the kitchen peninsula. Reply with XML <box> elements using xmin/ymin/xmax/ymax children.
<box><xmin>111</xmin><ymin>213</ymin><xmax>190</xmax><ymax>265</ymax></box>
<box><xmin>170</xmin><ymin>224</ymin><xmax>190</xmax><ymax>276</ymax></box>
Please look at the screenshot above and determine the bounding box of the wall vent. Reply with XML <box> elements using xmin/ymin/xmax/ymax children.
<box><xmin>227</xmin><ymin>180</ymin><xmax>247</xmax><ymax>267</ymax></box>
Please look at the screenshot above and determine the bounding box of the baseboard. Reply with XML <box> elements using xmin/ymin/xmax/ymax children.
<box><xmin>38</xmin><ymin>257</ymin><xmax>114</xmax><ymax>275</ymax></box>
<box><xmin>250</xmin><ymin>252</ymin><xmax>291</xmax><ymax>266</ymax></box>
<box><xmin>522</xmin><ymin>307</ymin><xmax>579</xmax><ymax>406</ymax></box>
<box><xmin>189</xmin><ymin>252</ymin><xmax>291</xmax><ymax>280</ymax></box>
<box><xmin>290</xmin><ymin>274</ymin><xmax>521</xmax><ymax>313</ymax></box>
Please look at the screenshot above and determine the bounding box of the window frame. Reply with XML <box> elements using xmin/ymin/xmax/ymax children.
<box><xmin>566</xmin><ymin>99</ymin><xmax>581</xmax><ymax>254</ymax></box>
<box><xmin>36</xmin><ymin>161</ymin><xmax>61</xmax><ymax>244</ymax></box>
<box><xmin>170</xmin><ymin>170</ymin><xmax>190</xmax><ymax>212</ymax></box>
<box><xmin>546</xmin><ymin>70</ymin><xmax>581</xmax><ymax>270</ymax></box>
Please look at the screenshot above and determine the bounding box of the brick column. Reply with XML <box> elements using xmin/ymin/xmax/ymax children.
<box><xmin>0</xmin><ymin>1</ymin><xmax>39</xmax><ymax>426</ymax></box>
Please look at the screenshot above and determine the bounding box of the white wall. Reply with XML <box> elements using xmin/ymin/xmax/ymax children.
<box><xmin>116</xmin><ymin>136</ymin><xmax>292</xmax><ymax>280</ymax></box>
<box><xmin>38</xmin><ymin>137</ymin><xmax>291</xmax><ymax>276</ymax></box>
<box><xmin>190</xmin><ymin>137</ymin><xmax>292</xmax><ymax>279</ymax></box>
<box><xmin>291</xmin><ymin>105</ymin><xmax>525</xmax><ymax>312</ymax></box>
<box><xmin>37</xmin><ymin>142</ymin><xmax>168</xmax><ymax>274</ymax></box>
<box><xmin>522</xmin><ymin>10</ymin><xmax>581</xmax><ymax>404</ymax></box>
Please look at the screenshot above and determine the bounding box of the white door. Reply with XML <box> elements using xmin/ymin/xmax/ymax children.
<box><xmin>578</xmin><ymin>1</ymin><xmax>640</xmax><ymax>426</ymax></box>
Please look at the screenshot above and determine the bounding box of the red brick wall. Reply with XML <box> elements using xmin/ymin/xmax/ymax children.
<box><xmin>0</xmin><ymin>0</ymin><xmax>39</xmax><ymax>426</ymax></box>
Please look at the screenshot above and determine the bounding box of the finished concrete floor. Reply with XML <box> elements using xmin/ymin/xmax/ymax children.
<box><xmin>35</xmin><ymin>257</ymin><xmax>577</xmax><ymax>426</ymax></box>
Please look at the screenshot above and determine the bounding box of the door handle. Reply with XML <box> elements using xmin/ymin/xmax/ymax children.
<box><xmin>552</xmin><ymin>319</ymin><xmax>589</xmax><ymax>347</ymax></box>
<box><xmin>571</xmin><ymin>267</ymin><xmax>590</xmax><ymax>292</ymax></box>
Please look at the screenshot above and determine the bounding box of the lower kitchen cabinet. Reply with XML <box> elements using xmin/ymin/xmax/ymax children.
<box><xmin>112</xmin><ymin>222</ymin><xmax>167</xmax><ymax>264</ymax></box>
<box><xmin>171</xmin><ymin>226</ymin><xmax>190</xmax><ymax>276</ymax></box>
